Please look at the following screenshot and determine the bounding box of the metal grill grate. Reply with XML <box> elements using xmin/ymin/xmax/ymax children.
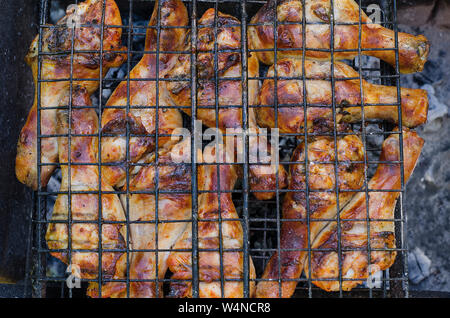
<box><xmin>26</xmin><ymin>0</ymin><xmax>409</xmax><ymax>298</ymax></box>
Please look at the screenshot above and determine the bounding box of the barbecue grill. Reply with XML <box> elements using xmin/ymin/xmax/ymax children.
<box><xmin>3</xmin><ymin>0</ymin><xmax>421</xmax><ymax>298</ymax></box>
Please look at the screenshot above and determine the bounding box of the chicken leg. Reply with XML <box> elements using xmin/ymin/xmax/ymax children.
<box><xmin>167</xmin><ymin>142</ymin><xmax>256</xmax><ymax>297</ymax></box>
<box><xmin>100</xmin><ymin>0</ymin><xmax>188</xmax><ymax>188</ymax></box>
<box><xmin>16</xmin><ymin>0</ymin><xmax>126</xmax><ymax>190</ymax></box>
<box><xmin>256</xmin><ymin>58</ymin><xmax>428</xmax><ymax>134</ymax></box>
<box><xmin>256</xmin><ymin>133</ymin><xmax>365</xmax><ymax>297</ymax></box>
<box><xmin>45</xmin><ymin>86</ymin><xmax>126</xmax><ymax>280</ymax></box>
<box><xmin>249</xmin><ymin>0</ymin><xmax>429</xmax><ymax>73</ymax></box>
<box><xmin>305</xmin><ymin>129</ymin><xmax>424</xmax><ymax>291</ymax></box>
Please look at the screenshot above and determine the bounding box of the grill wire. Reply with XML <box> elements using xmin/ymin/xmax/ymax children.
<box><xmin>25</xmin><ymin>0</ymin><xmax>409</xmax><ymax>298</ymax></box>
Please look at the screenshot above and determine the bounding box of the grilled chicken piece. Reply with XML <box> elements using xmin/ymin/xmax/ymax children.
<box><xmin>305</xmin><ymin>129</ymin><xmax>424</xmax><ymax>292</ymax></box>
<box><xmin>89</xmin><ymin>139</ymin><xmax>193</xmax><ymax>298</ymax></box>
<box><xmin>166</xmin><ymin>9</ymin><xmax>288</xmax><ymax>200</ymax></box>
<box><xmin>167</xmin><ymin>143</ymin><xmax>256</xmax><ymax>297</ymax></box>
<box><xmin>256</xmin><ymin>58</ymin><xmax>428</xmax><ymax>134</ymax></box>
<box><xmin>45</xmin><ymin>86</ymin><xmax>126</xmax><ymax>280</ymax></box>
<box><xmin>125</xmin><ymin>140</ymin><xmax>192</xmax><ymax>298</ymax></box>
<box><xmin>249</xmin><ymin>0</ymin><xmax>430</xmax><ymax>73</ymax></box>
<box><xmin>100</xmin><ymin>0</ymin><xmax>188</xmax><ymax>188</ymax></box>
<box><xmin>256</xmin><ymin>134</ymin><xmax>365</xmax><ymax>298</ymax></box>
<box><xmin>16</xmin><ymin>0</ymin><xmax>126</xmax><ymax>190</ymax></box>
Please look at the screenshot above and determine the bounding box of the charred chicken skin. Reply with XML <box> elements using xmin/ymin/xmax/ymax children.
<box><xmin>100</xmin><ymin>0</ymin><xmax>188</xmax><ymax>188</ymax></box>
<box><xmin>16</xmin><ymin>0</ymin><xmax>126</xmax><ymax>190</ymax></box>
<box><xmin>256</xmin><ymin>133</ymin><xmax>365</xmax><ymax>298</ymax></box>
<box><xmin>249</xmin><ymin>0</ymin><xmax>429</xmax><ymax>73</ymax></box>
<box><xmin>167</xmin><ymin>143</ymin><xmax>256</xmax><ymax>297</ymax></box>
<box><xmin>305</xmin><ymin>129</ymin><xmax>424</xmax><ymax>291</ymax></box>
<box><xmin>256</xmin><ymin>58</ymin><xmax>428</xmax><ymax>134</ymax></box>
<box><xmin>166</xmin><ymin>9</ymin><xmax>288</xmax><ymax>200</ymax></box>
<box><xmin>45</xmin><ymin>86</ymin><xmax>126</xmax><ymax>280</ymax></box>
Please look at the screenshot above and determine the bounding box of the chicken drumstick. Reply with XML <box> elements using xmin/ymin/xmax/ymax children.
<box><xmin>249</xmin><ymin>0</ymin><xmax>429</xmax><ymax>73</ymax></box>
<box><xmin>16</xmin><ymin>0</ymin><xmax>126</xmax><ymax>190</ymax></box>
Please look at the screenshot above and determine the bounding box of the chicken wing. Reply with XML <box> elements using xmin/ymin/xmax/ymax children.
<box><xmin>167</xmin><ymin>142</ymin><xmax>256</xmax><ymax>297</ymax></box>
<box><xmin>256</xmin><ymin>133</ymin><xmax>365</xmax><ymax>297</ymax></box>
<box><xmin>305</xmin><ymin>129</ymin><xmax>424</xmax><ymax>291</ymax></box>
<box><xmin>249</xmin><ymin>0</ymin><xmax>429</xmax><ymax>73</ymax></box>
<box><xmin>45</xmin><ymin>86</ymin><xmax>126</xmax><ymax>280</ymax></box>
<box><xmin>256</xmin><ymin>58</ymin><xmax>428</xmax><ymax>134</ymax></box>
<box><xmin>100</xmin><ymin>0</ymin><xmax>188</xmax><ymax>188</ymax></box>
<box><xmin>166</xmin><ymin>9</ymin><xmax>288</xmax><ymax>200</ymax></box>
<box><xmin>16</xmin><ymin>0</ymin><xmax>126</xmax><ymax>190</ymax></box>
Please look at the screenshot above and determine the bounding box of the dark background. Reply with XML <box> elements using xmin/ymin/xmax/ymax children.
<box><xmin>0</xmin><ymin>0</ymin><xmax>38</xmax><ymax>284</ymax></box>
<box><xmin>0</xmin><ymin>0</ymin><xmax>448</xmax><ymax>296</ymax></box>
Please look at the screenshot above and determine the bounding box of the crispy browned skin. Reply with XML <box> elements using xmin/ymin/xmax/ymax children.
<box><xmin>167</xmin><ymin>143</ymin><xmax>256</xmax><ymax>298</ymax></box>
<box><xmin>249</xmin><ymin>0</ymin><xmax>430</xmax><ymax>73</ymax></box>
<box><xmin>256</xmin><ymin>58</ymin><xmax>429</xmax><ymax>134</ymax></box>
<box><xmin>45</xmin><ymin>86</ymin><xmax>126</xmax><ymax>280</ymax></box>
<box><xmin>304</xmin><ymin>129</ymin><xmax>424</xmax><ymax>292</ymax></box>
<box><xmin>16</xmin><ymin>0</ymin><xmax>126</xmax><ymax>190</ymax></box>
<box><xmin>166</xmin><ymin>9</ymin><xmax>288</xmax><ymax>200</ymax></box>
<box><xmin>256</xmin><ymin>134</ymin><xmax>365</xmax><ymax>298</ymax></box>
<box><xmin>88</xmin><ymin>139</ymin><xmax>192</xmax><ymax>298</ymax></box>
<box><xmin>100</xmin><ymin>0</ymin><xmax>188</xmax><ymax>188</ymax></box>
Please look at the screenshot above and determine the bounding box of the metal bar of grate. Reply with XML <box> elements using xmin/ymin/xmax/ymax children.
<box><xmin>28</xmin><ymin>0</ymin><xmax>409</xmax><ymax>298</ymax></box>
